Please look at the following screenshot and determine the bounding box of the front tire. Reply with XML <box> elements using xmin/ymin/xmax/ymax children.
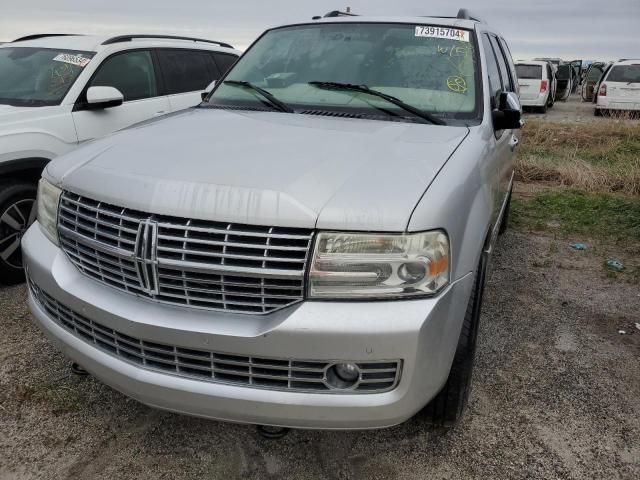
<box><xmin>0</xmin><ymin>181</ymin><xmax>37</xmax><ymax>284</ymax></box>
<box><xmin>422</xmin><ymin>253</ymin><xmax>488</xmax><ymax>426</ymax></box>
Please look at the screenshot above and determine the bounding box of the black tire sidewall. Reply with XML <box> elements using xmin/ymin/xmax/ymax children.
<box><xmin>0</xmin><ymin>181</ymin><xmax>37</xmax><ymax>283</ymax></box>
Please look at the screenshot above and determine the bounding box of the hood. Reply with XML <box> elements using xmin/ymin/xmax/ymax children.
<box><xmin>47</xmin><ymin>108</ymin><xmax>468</xmax><ymax>231</ymax></box>
<box><xmin>0</xmin><ymin>104</ymin><xmax>56</xmax><ymax>127</ymax></box>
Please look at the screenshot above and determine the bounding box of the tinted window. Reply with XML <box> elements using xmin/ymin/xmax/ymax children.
<box><xmin>556</xmin><ymin>65</ymin><xmax>572</xmax><ymax>80</ymax></box>
<box><xmin>90</xmin><ymin>50</ymin><xmax>157</xmax><ymax>101</ymax></box>
<box><xmin>211</xmin><ymin>53</ymin><xmax>237</xmax><ymax>76</ymax></box>
<box><xmin>498</xmin><ymin>38</ymin><xmax>518</xmax><ymax>90</ymax></box>
<box><xmin>606</xmin><ymin>65</ymin><xmax>640</xmax><ymax>83</ymax></box>
<box><xmin>516</xmin><ymin>64</ymin><xmax>543</xmax><ymax>79</ymax></box>
<box><xmin>489</xmin><ymin>36</ymin><xmax>512</xmax><ymax>91</ymax></box>
<box><xmin>482</xmin><ymin>34</ymin><xmax>502</xmax><ymax>100</ymax></box>
<box><xmin>158</xmin><ymin>49</ymin><xmax>216</xmax><ymax>94</ymax></box>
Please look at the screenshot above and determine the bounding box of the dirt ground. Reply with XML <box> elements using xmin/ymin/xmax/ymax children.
<box><xmin>522</xmin><ymin>93</ymin><xmax>639</xmax><ymax>123</ymax></box>
<box><xmin>1</xmin><ymin>227</ymin><xmax>639</xmax><ymax>480</ymax></box>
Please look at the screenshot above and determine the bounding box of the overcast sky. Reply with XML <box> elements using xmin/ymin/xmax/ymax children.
<box><xmin>1</xmin><ymin>0</ymin><xmax>638</xmax><ymax>60</ymax></box>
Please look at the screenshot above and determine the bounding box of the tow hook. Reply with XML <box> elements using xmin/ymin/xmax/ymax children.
<box><xmin>257</xmin><ymin>425</ymin><xmax>290</xmax><ymax>439</ymax></box>
<box><xmin>71</xmin><ymin>362</ymin><xmax>89</xmax><ymax>376</ymax></box>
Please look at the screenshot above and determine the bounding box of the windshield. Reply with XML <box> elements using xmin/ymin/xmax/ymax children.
<box><xmin>208</xmin><ymin>23</ymin><xmax>480</xmax><ymax>123</ymax></box>
<box><xmin>516</xmin><ymin>64</ymin><xmax>542</xmax><ymax>79</ymax></box>
<box><xmin>0</xmin><ymin>47</ymin><xmax>94</xmax><ymax>106</ymax></box>
<box><xmin>606</xmin><ymin>65</ymin><xmax>640</xmax><ymax>83</ymax></box>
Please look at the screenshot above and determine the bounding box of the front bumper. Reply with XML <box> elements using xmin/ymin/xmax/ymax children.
<box><xmin>22</xmin><ymin>224</ymin><xmax>474</xmax><ymax>430</ymax></box>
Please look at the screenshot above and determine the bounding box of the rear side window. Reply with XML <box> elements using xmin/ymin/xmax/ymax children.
<box><xmin>606</xmin><ymin>65</ymin><xmax>640</xmax><ymax>83</ymax></box>
<box><xmin>516</xmin><ymin>65</ymin><xmax>543</xmax><ymax>79</ymax></box>
<box><xmin>211</xmin><ymin>53</ymin><xmax>237</xmax><ymax>76</ymax></box>
<box><xmin>157</xmin><ymin>49</ymin><xmax>218</xmax><ymax>94</ymax></box>
<box><xmin>90</xmin><ymin>50</ymin><xmax>157</xmax><ymax>101</ymax></box>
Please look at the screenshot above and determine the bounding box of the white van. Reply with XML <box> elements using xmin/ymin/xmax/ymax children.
<box><xmin>595</xmin><ymin>59</ymin><xmax>640</xmax><ymax>115</ymax></box>
<box><xmin>516</xmin><ymin>61</ymin><xmax>556</xmax><ymax>113</ymax></box>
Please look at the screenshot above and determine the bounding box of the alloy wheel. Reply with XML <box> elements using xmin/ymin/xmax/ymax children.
<box><xmin>0</xmin><ymin>198</ymin><xmax>36</xmax><ymax>270</ymax></box>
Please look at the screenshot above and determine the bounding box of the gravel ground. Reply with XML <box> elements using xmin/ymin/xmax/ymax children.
<box><xmin>522</xmin><ymin>94</ymin><xmax>640</xmax><ymax>123</ymax></box>
<box><xmin>1</xmin><ymin>230</ymin><xmax>638</xmax><ymax>480</ymax></box>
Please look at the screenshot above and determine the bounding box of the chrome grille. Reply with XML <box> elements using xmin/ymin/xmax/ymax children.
<box><xmin>57</xmin><ymin>192</ymin><xmax>313</xmax><ymax>314</ymax></box>
<box><xmin>28</xmin><ymin>280</ymin><xmax>401</xmax><ymax>393</ymax></box>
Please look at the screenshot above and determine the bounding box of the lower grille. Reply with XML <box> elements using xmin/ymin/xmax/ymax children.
<box><xmin>28</xmin><ymin>280</ymin><xmax>401</xmax><ymax>394</ymax></box>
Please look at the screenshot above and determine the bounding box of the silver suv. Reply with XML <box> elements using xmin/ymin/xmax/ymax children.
<box><xmin>23</xmin><ymin>10</ymin><xmax>522</xmax><ymax>429</ymax></box>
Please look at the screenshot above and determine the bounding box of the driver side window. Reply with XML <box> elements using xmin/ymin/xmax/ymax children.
<box><xmin>89</xmin><ymin>50</ymin><xmax>158</xmax><ymax>102</ymax></box>
<box><xmin>482</xmin><ymin>34</ymin><xmax>503</xmax><ymax>107</ymax></box>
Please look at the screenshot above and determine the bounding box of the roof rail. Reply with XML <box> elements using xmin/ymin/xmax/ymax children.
<box><xmin>456</xmin><ymin>8</ymin><xmax>486</xmax><ymax>23</ymax></box>
<box><xmin>12</xmin><ymin>34</ymin><xmax>80</xmax><ymax>43</ymax></box>
<box><xmin>323</xmin><ymin>9</ymin><xmax>358</xmax><ymax>18</ymax></box>
<box><xmin>101</xmin><ymin>35</ymin><xmax>233</xmax><ymax>49</ymax></box>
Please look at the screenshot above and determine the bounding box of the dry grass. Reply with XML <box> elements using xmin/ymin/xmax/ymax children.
<box><xmin>517</xmin><ymin>120</ymin><xmax>640</xmax><ymax>194</ymax></box>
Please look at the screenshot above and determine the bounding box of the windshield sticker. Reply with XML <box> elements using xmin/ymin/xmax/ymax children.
<box><xmin>52</xmin><ymin>53</ymin><xmax>91</xmax><ymax>68</ymax></box>
<box><xmin>415</xmin><ymin>26</ymin><xmax>470</xmax><ymax>42</ymax></box>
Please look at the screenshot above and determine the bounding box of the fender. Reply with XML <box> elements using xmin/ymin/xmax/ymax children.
<box><xmin>407</xmin><ymin>127</ymin><xmax>493</xmax><ymax>282</ymax></box>
<box><xmin>0</xmin><ymin>157</ymin><xmax>51</xmax><ymax>178</ymax></box>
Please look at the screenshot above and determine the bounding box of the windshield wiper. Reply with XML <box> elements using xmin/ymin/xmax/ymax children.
<box><xmin>223</xmin><ymin>80</ymin><xmax>293</xmax><ymax>113</ymax></box>
<box><xmin>308</xmin><ymin>81</ymin><xmax>445</xmax><ymax>125</ymax></box>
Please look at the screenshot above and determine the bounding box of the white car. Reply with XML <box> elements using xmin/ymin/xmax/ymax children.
<box><xmin>0</xmin><ymin>34</ymin><xmax>240</xmax><ymax>281</ymax></box>
<box><xmin>595</xmin><ymin>59</ymin><xmax>640</xmax><ymax>115</ymax></box>
<box><xmin>516</xmin><ymin>61</ymin><xmax>557</xmax><ymax>112</ymax></box>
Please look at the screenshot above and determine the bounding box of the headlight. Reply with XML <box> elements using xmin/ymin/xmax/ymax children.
<box><xmin>36</xmin><ymin>178</ymin><xmax>62</xmax><ymax>245</ymax></box>
<box><xmin>309</xmin><ymin>230</ymin><xmax>450</xmax><ymax>299</ymax></box>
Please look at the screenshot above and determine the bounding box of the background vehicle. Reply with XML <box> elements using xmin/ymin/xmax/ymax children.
<box><xmin>24</xmin><ymin>9</ymin><xmax>522</xmax><ymax>430</ymax></box>
<box><xmin>0</xmin><ymin>34</ymin><xmax>240</xmax><ymax>282</ymax></box>
<box><xmin>581</xmin><ymin>62</ymin><xmax>608</xmax><ymax>102</ymax></box>
<box><xmin>595</xmin><ymin>59</ymin><xmax>640</xmax><ymax>116</ymax></box>
<box><xmin>516</xmin><ymin>60</ymin><xmax>556</xmax><ymax>112</ymax></box>
<box><xmin>555</xmin><ymin>64</ymin><xmax>573</xmax><ymax>101</ymax></box>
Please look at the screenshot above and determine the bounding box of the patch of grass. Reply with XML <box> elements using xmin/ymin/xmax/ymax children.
<box><xmin>512</xmin><ymin>188</ymin><xmax>640</xmax><ymax>243</ymax></box>
<box><xmin>517</xmin><ymin>120</ymin><xmax>640</xmax><ymax>194</ymax></box>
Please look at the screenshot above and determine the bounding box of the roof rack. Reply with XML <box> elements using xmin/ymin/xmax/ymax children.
<box><xmin>456</xmin><ymin>8</ymin><xmax>486</xmax><ymax>23</ymax></box>
<box><xmin>12</xmin><ymin>34</ymin><xmax>80</xmax><ymax>43</ymax></box>
<box><xmin>313</xmin><ymin>8</ymin><xmax>358</xmax><ymax>20</ymax></box>
<box><xmin>101</xmin><ymin>35</ymin><xmax>233</xmax><ymax>49</ymax></box>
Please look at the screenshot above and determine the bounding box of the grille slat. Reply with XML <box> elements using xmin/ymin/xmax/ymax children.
<box><xmin>28</xmin><ymin>280</ymin><xmax>401</xmax><ymax>394</ymax></box>
<box><xmin>58</xmin><ymin>192</ymin><xmax>313</xmax><ymax>314</ymax></box>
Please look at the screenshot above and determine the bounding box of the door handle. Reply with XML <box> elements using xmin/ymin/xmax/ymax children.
<box><xmin>509</xmin><ymin>135</ymin><xmax>519</xmax><ymax>151</ymax></box>
<box><xmin>153</xmin><ymin>111</ymin><xmax>166</xmax><ymax>117</ymax></box>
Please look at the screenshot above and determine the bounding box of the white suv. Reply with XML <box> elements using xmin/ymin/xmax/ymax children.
<box><xmin>0</xmin><ymin>34</ymin><xmax>240</xmax><ymax>281</ymax></box>
<box><xmin>515</xmin><ymin>60</ymin><xmax>556</xmax><ymax>113</ymax></box>
<box><xmin>595</xmin><ymin>59</ymin><xmax>640</xmax><ymax>115</ymax></box>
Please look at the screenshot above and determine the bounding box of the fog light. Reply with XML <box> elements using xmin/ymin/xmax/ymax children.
<box><xmin>326</xmin><ymin>363</ymin><xmax>361</xmax><ymax>389</ymax></box>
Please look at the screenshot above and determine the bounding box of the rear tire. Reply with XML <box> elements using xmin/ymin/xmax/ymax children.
<box><xmin>538</xmin><ymin>104</ymin><xmax>548</xmax><ymax>114</ymax></box>
<box><xmin>422</xmin><ymin>253</ymin><xmax>488</xmax><ymax>426</ymax></box>
<box><xmin>0</xmin><ymin>181</ymin><xmax>37</xmax><ymax>285</ymax></box>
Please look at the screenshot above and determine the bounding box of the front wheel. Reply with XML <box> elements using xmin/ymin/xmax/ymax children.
<box><xmin>422</xmin><ymin>253</ymin><xmax>488</xmax><ymax>426</ymax></box>
<box><xmin>0</xmin><ymin>181</ymin><xmax>37</xmax><ymax>284</ymax></box>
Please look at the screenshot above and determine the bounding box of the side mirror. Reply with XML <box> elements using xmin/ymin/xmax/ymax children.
<box><xmin>86</xmin><ymin>86</ymin><xmax>124</xmax><ymax>109</ymax></box>
<box><xmin>201</xmin><ymin>80</ymin><xmax>217</xmax><ymax>101</ymax></box>
<box><xmin>492</xmin><ymin>91</ymin><xmax>522</xmax><ymax>130</ymax></box>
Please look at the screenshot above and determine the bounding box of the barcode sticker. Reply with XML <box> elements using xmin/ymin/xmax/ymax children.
<box><xmin>53</xmin><ymin>53</ymin><xmax>91</xmax><ymax>67</ymax></box>
<box><xmin>415</xmin><ymin>26</ymin><xmax>470</xmax><ymax>42</ymax></box>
